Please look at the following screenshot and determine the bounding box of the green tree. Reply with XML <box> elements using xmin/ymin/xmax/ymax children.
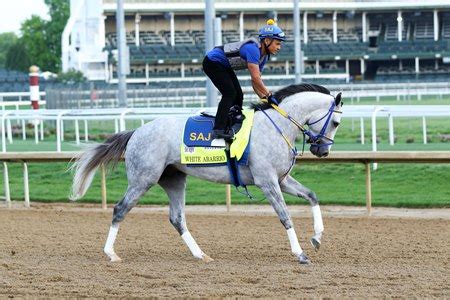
<box><xmin>44</xmin><ymin>0</ymin><xmax>70</xmax><ymax>71</ymax></box>
<box><xmin>0</xmin><ymin>32</ymin><xmax>18</xmax><ymax>68</ymax></box>
<box><xmin>20</xmin><ymin>16</ymin><xmax>54</xmax><ymax>71</ymax></box>
<box><xmin>5</xmin><ymin>41</ymin><xmax>31</xmax><ymax>72</ymax></box>
<box><xmin>57</xmin><ymin>69</ymin><xmax>86</xmax><ymax>84</ymax></box>
<box><xmin>19</xmin><ymin>0</ymin><xmax>69</xmax><ymax>72</ymax></box>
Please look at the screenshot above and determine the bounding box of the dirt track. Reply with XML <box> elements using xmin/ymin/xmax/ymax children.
<box><xmin>0</xmin><ymin>204</ymin><xmax>449</xmax><ymax>298</ymax></box>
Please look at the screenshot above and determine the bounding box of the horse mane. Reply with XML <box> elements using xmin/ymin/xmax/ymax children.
<box><xmin>250</xmin><ymin>83</ymin><xmax>331</xmax><ymax>111</ymax></box>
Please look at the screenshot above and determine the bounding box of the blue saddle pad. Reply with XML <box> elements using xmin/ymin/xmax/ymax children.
<box><xmin>182</xmin><ymin>114</ymin><xmax>251</xmax><ymax>166</ymax></box>
<box><xmin>183</xmin><ymin>115</ymin><xmax>216</xmax><ymax>147</ymax></box>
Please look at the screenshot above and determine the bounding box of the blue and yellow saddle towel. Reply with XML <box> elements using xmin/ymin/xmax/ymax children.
<box><xmin>181</xmin><ymin>109</ymin><xmax>254</xmax><ymax>165</ymax></box>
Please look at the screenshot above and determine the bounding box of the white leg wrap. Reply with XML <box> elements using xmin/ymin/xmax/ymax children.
<box><xmin>104</xmin><ymin>225</ymin><xmax>119</xmax><ymax>255</ymax></box>
<box><xmin>287</xmin><ymin>228</ymin><xmax>303</xmax><ymax>256</ymax></box>
<box><xmin>312</xmin><ymin>205</ymin><xmax>324</xmax><ymax>234</ymax></box>
<box><xmin>181</xmin><ymin>231</ymin><xmax>204</xmax><ymax>259</ymax></box>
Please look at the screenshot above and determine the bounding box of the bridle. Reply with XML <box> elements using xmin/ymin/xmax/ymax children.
<box><xmin>304</xmin><ymin>101</ymin><xmax>342</xmax><ymax>148</ymax></box>
<box><xmin>259</xmin><ymin>94</ymin><xmax>342</xmax><ymax>155</ymax></box>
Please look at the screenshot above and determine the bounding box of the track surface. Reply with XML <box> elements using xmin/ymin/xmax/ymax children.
<box><xmin>0</xmin><ymin>204</ymin><xmax>449</xmax><ymax>298</ymax></box>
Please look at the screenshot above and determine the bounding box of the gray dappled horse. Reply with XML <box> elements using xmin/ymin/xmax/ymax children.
<box><xmin>71</xmin><ymin>83</ymin><xmax>343</xmax><ymax>265</ymax></box>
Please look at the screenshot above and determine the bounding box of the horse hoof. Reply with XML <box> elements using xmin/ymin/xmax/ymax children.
<box><xmin>310</xmin><ymin>237</ymin><xmax>321</xmax><ymax>251</ymax></box>
<box><xmin>105</xmin><ymin>251</ymin><xmax>122</xmax><ymax>262</ymax></box>
<box><xmin>201</xmin><ymin>254</ymin><xmax>214</xmax><ymax>263</ymax></box>
<box><xmin>298</xmin><ymin>252</ymin><xmax>311</xmax><ymax>265</ymax></box>
<box><xmin>110</xmin><ymin>254</ymin><xmax>122</xmax><ymax>262</ymax></box>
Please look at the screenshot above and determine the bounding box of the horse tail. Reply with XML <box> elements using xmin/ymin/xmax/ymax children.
<box><xmin>70</xmin><ymin>130</ymin><xmax>135</xmax><ymax>201</ymax></box>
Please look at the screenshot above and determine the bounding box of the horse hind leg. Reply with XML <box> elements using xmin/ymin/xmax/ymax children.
<box><xmin>104</xmin><ymin>184</ymin><xmax>150</xmax><ymax>262</ymax></box>
<box><xmin>158</xmin><ymin>168</ymin><xmax>213</xmax><ymax>263</ymax></box>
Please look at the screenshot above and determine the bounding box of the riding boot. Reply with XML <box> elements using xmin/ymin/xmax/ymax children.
<box><xmin>211</xmin><ymin>129</ymin><xmax>234</xmax><ymax>140</ymax></box>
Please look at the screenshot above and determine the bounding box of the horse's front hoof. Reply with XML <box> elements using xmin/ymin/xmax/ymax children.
<box><xmin>310</xmin><ymin>237</ymin><xmax>321</xmax><ymax>251</ymax></box>
<box><xmin>109</xmin><ymin>254</ymin><xmax>122</xmax><ymax>262</ymax></box>
<box><xmin>298</xmin><ymin>252</ymin><xmax>311</xmax><ymax>265</ymax></box>
<box><xmin>201</xmin><ymin>254</ymin><xmax>214</xmax><ymax>263</ymax></box>
<box><xmin>105</xmin><ymin>250</ymin><xmax>122</xmax><ymax>262</ymax></box>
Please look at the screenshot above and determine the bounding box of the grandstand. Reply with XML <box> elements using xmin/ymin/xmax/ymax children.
<box><xmin>98</xmin><ymin>1</ymin><xmax>450</xmax><ymax>84</ymax></box>
<box><xmin>2</xmin><ymin>0</ymin><xmax>450</xmax><ymax>94</ymax></box>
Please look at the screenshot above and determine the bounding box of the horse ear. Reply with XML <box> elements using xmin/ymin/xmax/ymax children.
<box><xmin>334</xmin><ymin>92</ymin><xmax>342</xmax><ymax>106</ymax></box>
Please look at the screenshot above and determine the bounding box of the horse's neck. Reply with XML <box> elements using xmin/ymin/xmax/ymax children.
<box><xmin>277</xmin><ymin>93</ymin><xmax>330</xmax><ymax>139</ymax></box>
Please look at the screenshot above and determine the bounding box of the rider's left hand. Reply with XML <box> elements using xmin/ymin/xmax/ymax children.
<box><xmin>267</xmin><ymin>94</ymin><xmax>279</xmax><ymax>105</ymax></box>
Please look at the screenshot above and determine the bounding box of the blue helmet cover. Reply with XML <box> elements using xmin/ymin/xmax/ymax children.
<box><xmin>258</xmin><ymin>19</ymin><xmax>286</xmax><ymax>41</ymax></box>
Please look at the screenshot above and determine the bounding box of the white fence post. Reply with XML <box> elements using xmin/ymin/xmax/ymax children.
<box><xmin>23</xmin><ymin>162</ymin><xmax>30</xmax><ymax>208</ymax></box>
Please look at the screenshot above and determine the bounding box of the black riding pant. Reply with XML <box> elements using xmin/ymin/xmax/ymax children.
<box><xmin>202</xmin><ymin>56</ymin><xmax>243</xmax><ymax>130</ymax></box>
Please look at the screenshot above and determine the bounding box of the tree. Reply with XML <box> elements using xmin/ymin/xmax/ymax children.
<box><xmin>44</xmin><ymin>0</ymin><xmax>70</xmax><ymax>71</ymax></box>
<box><xmin>0</xmin><ymin>32</ymin><xmax>18</xmax><ymax>68</ymax></box>
<box><xmin>20</xmin><ymin>16</ymin><xmax>54</xmax><ymax>71</ymax></box>
<box><xmin>19</xmin><ymin>0</ymin><xmax>69</xmax><ymax>72</ymax></box>
<box><xmin>5</xmin><ymin>41</ymin><xmax>31</xmax><ymax>72</ymax></box>
<box><xmin>57</xmin><ymin>69</ymin><xmax>86</xmax><ymax>84</ymax></box>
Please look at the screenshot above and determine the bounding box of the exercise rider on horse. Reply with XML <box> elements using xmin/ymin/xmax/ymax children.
<box><xmin>202</xmin><ymin>19</ymin><xmax>286</xmax><ymax>140</ymax></box>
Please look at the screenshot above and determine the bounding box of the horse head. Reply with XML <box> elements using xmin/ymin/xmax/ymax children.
<box><xmin>305</xmin><ymin>92</ymin><xmax>343</xmax><ymax>158</ymax></box>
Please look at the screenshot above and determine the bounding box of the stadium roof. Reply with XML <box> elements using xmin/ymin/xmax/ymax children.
<box><xmin>103</xmin><ymin>0</ymin><xmax>450</xmax><ymax>13</ymax></box>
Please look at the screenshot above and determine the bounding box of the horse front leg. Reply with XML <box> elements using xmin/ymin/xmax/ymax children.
<box><xmin>280</xmin><ymin>175</ymin><xmax>324</xmax><ymax>251</ymax></box>
<box><xmin>257</xmin><ymin>180</ymin><xmax>310</xmax><ymax>265</ymax></box>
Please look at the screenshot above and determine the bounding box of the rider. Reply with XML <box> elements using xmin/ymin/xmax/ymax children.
<box><xmin>202</xmin><ymin>19</ymin><xmax>286</xmax><ymax>140</ymax></box>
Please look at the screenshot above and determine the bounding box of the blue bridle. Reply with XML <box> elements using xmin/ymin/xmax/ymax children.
<box><xmin>304</xmin><ymin>101</ymin><xmax>337</xmax><ymax>148</ymax></box>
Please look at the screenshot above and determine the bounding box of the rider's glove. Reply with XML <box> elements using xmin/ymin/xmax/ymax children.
<box><xmin>266</xmin><ymin>93</ymin><xmax>279</xmax><ymax>105</ymax></box>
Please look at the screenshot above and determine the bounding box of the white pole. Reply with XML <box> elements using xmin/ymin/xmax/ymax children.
<box><xmin>40</xmin><ymin>120</ymin><xmax>44</xmax><ymax>140</ymax></box>
<box><xmin>34</xmin><ymin>121</ymin><xmax>39</xmax><ymax>144</ymax></box>
<box><xmin>56</xmin><ymin>118</ymin><xmax>61</xmax><ymax>152</ymax></box>
<box><xmin>345</xmin><ymin>59</ymin><xmax>350</xmax><ymax>83</ymax></box>
<box><xmin>117</xmin><ymin>0</ymin><xmax>128</xmax><ymax>107</ymax></box>
<box><xmin>22</xmin><ymin>120</ymin><xmax>26</xmax><ymax>140</ymax></box>
<box><xmin>332</xmin><ymin>11</ymin><xmax>338</xmax><ymax>43</ymax></box>
<box><xmin>362</xmin><ymin>12</ymin><xmax>367</xmax><ymax>42</ymax></box>
<box><xmin>214</xmin><ymin>17</ymin><xmax>222</xmax><ymax>46</ymax></box>
<box><xmin>360</xmin><ymin>58</ymin><xmax>365</xmax><ymax>75</ymax></box>
<box><xmin>294</xmin><ymin>0</ymin><xmax>302</xmax><ymax>84</ymax></box>
<box><xmin>397</xmin><ymin>10</ymin><xmax>403</xmax><ymax>42</ymax></box>
<box><xmin>60</xmin><ymin>119</ymin><xmax>65</xmax><ymax>142</ymax></box>
<box><xmin>170</xmin><ymin>12</ymin><xmax>175</xmax><ymax>46</ymax></box>
<box><xmin>433</xmin><ymin>9</ymin><xmax>439</xmax><ymax>41</ymax></box>
<box><xmin>135</xmin><ymin>14</ymin><xmax>141</xmax><ymax>47</ymax></box>
<box><xmin>371</xmin><ymin>107</ymin><xmax>383</xmax><ymax>170</ymax></box>
<box><xmin>3</xmin><ymin>162</ymin><xmax>11</xmax><ymax>208</ymax></box>
<box><xmin>303</xmin><ymin>12</ymin><xmax>308</xmax><ymax>44</ymax></box>
<box><xmin>75</xmin><ymin>119</ymin><xmax>80</xmax><ymax>145</ymax></box>
<box><xmin>23</xmin><ymin>163</ymin><xmax>30</xmax><ymax>208</ymax></box>
<box><xmin>360</xmin><ymin>117</ymin><xmax>365</xmax><ymax>145</ymax></box>
<box><xmin>388</xmin><ymin>114</ymin><xmax>394</xmax><ymax>145</ymax></box>
<box><xmin>84</xmin><ymin>120</ymin><xmax>88</xmax><ymax>142</ymax></box>
<box><xmin>2</xmin><ymin>116</ymin><xmax>6</xmax><ymax>152</ymax></box>
<box><xmin>239</xmin><ymin>12</ymin><xmax>244</xmax><ymax>41</ymax></box>
<box><xmin>205</xmin><ymin>0</ymin><xmax>217</xmax><ymax>107</ymax></box>
<box><xmin>422</xmin><ymin>116</ymin><xmax>427</xmax><ymax>144</ymax></box>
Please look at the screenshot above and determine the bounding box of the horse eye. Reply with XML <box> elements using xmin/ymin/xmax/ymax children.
<box><xmin>333</xmin><ymin>121</ymin><xmax>340</xmax><ymax>127</ymax></box>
